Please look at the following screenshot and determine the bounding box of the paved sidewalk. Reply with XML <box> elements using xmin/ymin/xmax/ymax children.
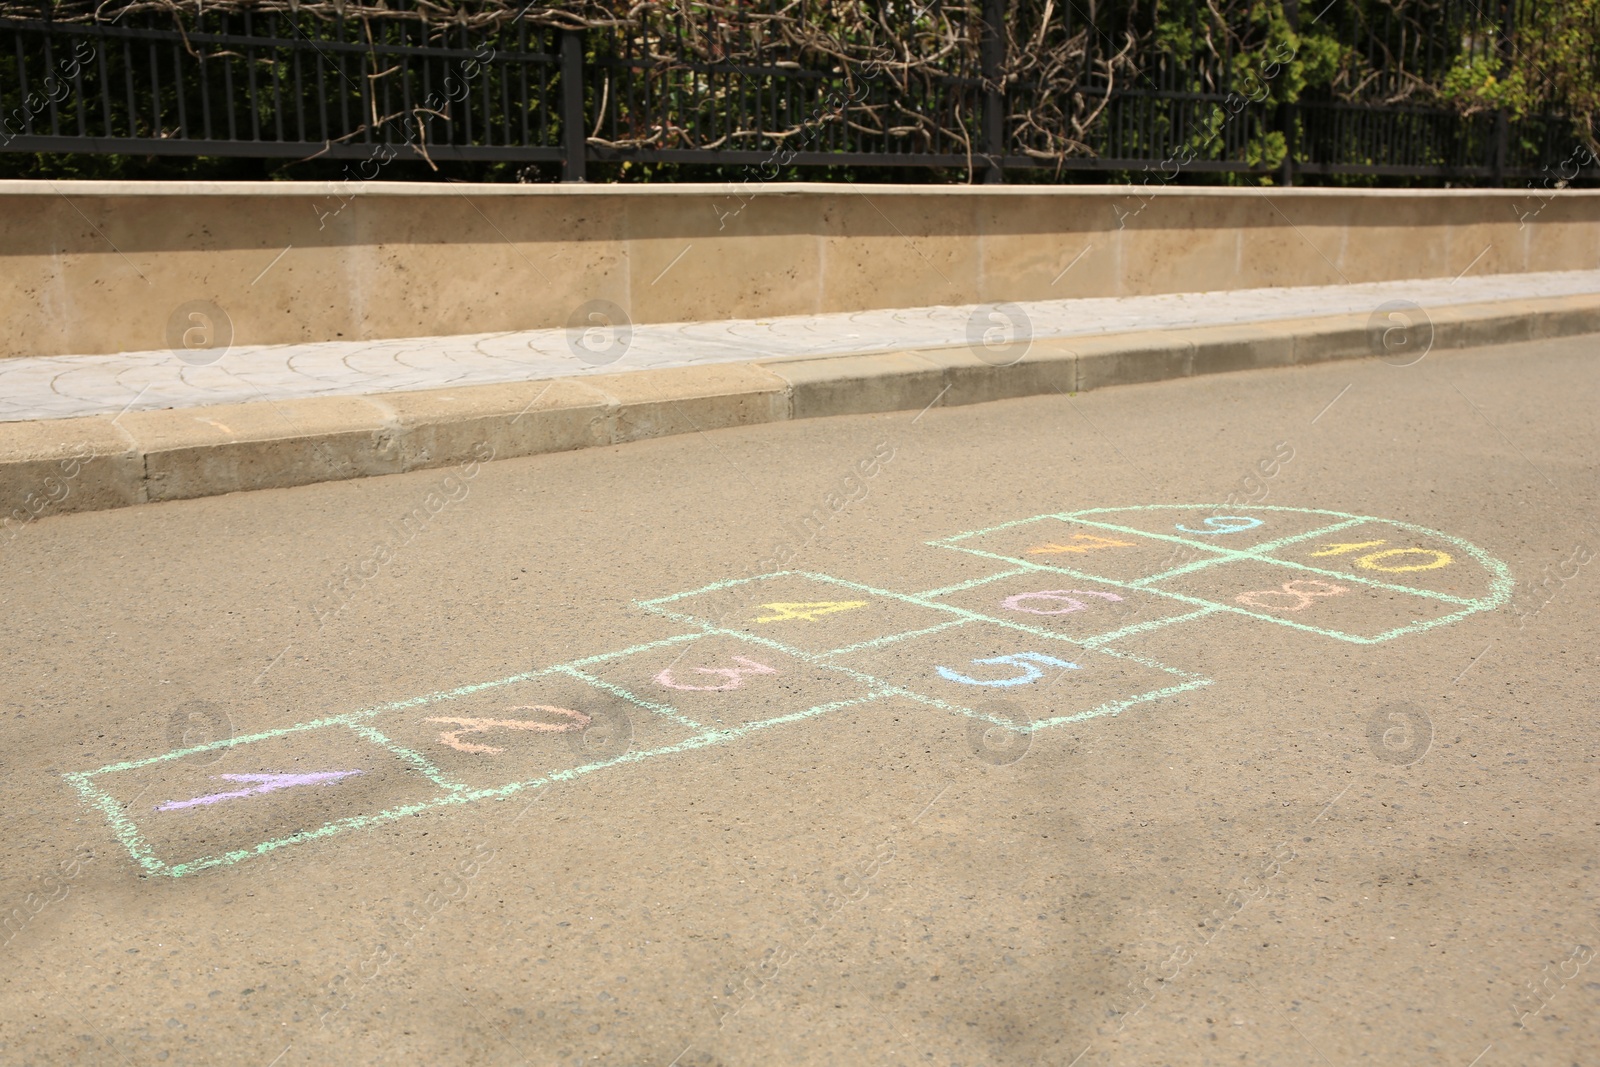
<box><xmin>5</xmin><ymin>270</ymin><xmax>1598</xmax><ymax>423</ymax></box>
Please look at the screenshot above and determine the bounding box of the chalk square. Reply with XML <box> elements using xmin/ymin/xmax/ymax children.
<box><xmin>824</xmin><ymin>619</ymin><xmax>1203</xmax><ymax>726</ymax></box>
<box><xmin>368</xmin><ymin>671</ymin><xmax>701</xmax><ymax>792</ymax></box>
<box><xmin>1251</xmin><ymin>519</ymin><xmax>1503</xmax><ymax>602</ymax></box>
<box><xmin>81</xmin><ymin>723</ymin><xmax>442</xmax><ymax>873</ymax></box>
<box><xmin>922</xmin><ymin>572</ymin><xmax>1195</xmax><ymax>643</ymax></box>
<box><xmin>579</xmin><ymin>632</ymin><xmax>880</xmax><ymax>730</ymax></box>
<box><xmin>637</xmin><ymin>572</ymin><xmax>960</xmax><ymax>656</ymax></box>
<box><xmin>1142</xmin><ymin>557</ymin><xmax>1464</xmax><ymax>642</ymax></box>
<box><xmin>934</xmin><ymin>515</ymin><xmax>1227</xmax><ymax>582</ymax></box>
<box><xmin>1067</xmin><ymin>505</ymin><xmax>1349</xmax><ymax>555</ymax></box>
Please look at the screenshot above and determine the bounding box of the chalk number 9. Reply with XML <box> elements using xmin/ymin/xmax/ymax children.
<box><xmin>1176</xmin><ymin>516</ymin><xmax>1263</xmax><ymax>535</ymax></box>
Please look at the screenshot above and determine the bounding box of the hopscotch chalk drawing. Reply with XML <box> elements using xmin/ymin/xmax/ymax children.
<box><xmin>65</xmin><ymin>506</ymin><xmax>1511</xmax><ymax>877</ymax></box>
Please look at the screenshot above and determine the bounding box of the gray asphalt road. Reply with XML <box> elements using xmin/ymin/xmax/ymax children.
<box><xmin>2</xmin><ymin>334</ymin><xmax>1596</xmax><ymax>1067</ymax></box>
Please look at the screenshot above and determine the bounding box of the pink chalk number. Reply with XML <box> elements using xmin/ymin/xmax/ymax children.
<box><xmin>1001</xmin><ymin>590</ymin><xmax>1125</xmax><ymax>615</ymax></box>
<box><xmin>655</xmin><ymin>656</ymin><xmax>777</xmax><ymax>691</ymax></box>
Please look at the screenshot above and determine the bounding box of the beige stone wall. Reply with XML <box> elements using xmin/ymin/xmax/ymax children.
<box><xmin>2</xmin><ymin>180</ymin><xmax>1597</xmax><ymax>358</ymax></box>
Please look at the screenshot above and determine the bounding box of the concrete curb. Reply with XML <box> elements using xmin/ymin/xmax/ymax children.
<box><xmin>3</xmin><ymin>293</ymin><xmax>1597</xmax><ymax>519</ymax></box>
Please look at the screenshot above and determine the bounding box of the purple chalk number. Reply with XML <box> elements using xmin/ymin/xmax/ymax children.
<box><xmin>155</xmin><ymin>770</ymin><xmax>363</xmax><ymax>812</ymax></box>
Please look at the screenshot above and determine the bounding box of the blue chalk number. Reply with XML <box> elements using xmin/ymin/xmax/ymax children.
<box><xmin>1175</xmin><ymin>516</ymin><xmax>1263</xmax><ymax>535</ymax></box>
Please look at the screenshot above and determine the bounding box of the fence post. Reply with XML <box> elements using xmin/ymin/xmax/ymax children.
<box><xmin>1492</xmin><ymin>109</ymin><xmax>1508</xmax><ymax>184</ymax></box>
<box><xmin>1279</xmin><ymin>0</ymin><xmax>1299</xmax><ymax>186</ymax></box>
<box><xmin>1490</xmin><ymin>0</ymin><xmax>1512</xmax><ymax>185</ymax></box>
<box><xmin>560</xmin><ymin>28</ymin><xmax>586</xmax><ymax>182</ymax></box>
<box><xmin>980</xmin><ymin>0</ymin><xmax>1005</xmax><ymax>184</ymax></box>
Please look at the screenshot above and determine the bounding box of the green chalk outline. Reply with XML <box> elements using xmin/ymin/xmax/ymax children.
<box><xmin>928</xmin><ymin>505</ymin><xmax>1511</xmax><ymax>645</ymax></box>
<box><xmin>65</xmin><ymin>643</ymin><xmax>713</xmax><ymax>875</ymax></box>
<box><xmin>72</xmin><ymin>652</ymin><xmax>902</xmax><ymax>878</ymax></box>
<box><xmin>633</xmin><ymin>572</ymin><xmax>1211</xmax><ymax>737</ymax></box>
<box><xmin>633</xmin><ymin>572</ymin><xmax>1215</xmax><ymax>735</ymax></box>
<box><xmin>640</xmin><ymin>568</ymin><xmax>1164</xmax><ymax>656</ymax></box>
<box><xmin>1064</xmin><ymin>506</ymin><xmax>1511</xmax><ymax>602</ymax></box>
<box><xmin>1079</xmin><ymin>606</ymin><xmax>1224</xmax><ymax>649</ymax></box>
<box><xmin>938</xmin><ymin>542</ymin><xmax>1494</xmax><ymax>645</ymax></box>
<box><xmin>63</xmin><ymin>721</ymin><xmax>459</xmax><ymax>877</ymax></box>
<box><xmin>77</xmin><ymin>504</ymin><xmax>1501</xmax><ymax>877</ymax></box>
<box><xmin>634</xmin><ymin>601</ymin><xmax>1210</xmax><ymax>735</ymax></box>
<box><xmin>634</xmin><ymin>568</ymin><xmax>1211</xmax><ymax>696</ymax></box>
<box><xmin>549</xmin><ymin>664</ymin><xmax>706</xmax><ymax>731</ymax></box>
<box><xmin>638</xmin><ymin>570</ymin><xmax>967</xmax><ymax>636</ymax></box>
<box><xmin>909</xmin><ymin>568</ymin><xmax>1219</xmax><ymax>648</ymax></box>
<box><xmin>155</xmin><ymin>689</ymin><xmax>901</xmax><ymax>879</ymax></box>
<box><xmin>912</xmin><ymin>568</ymin><xmax>1034</xmax><ymax>599</ymax></box>
<box><xmin>62</xmin><ymin>771</ymin><xmax>169</xmax><ymax>877</ymax></box>
<box><xmin>75</xmin><ymin>609</ymin><xmax>966</xmax><ymax>877</ymax></box>
<box><xmin>1070</xmin><ymin>515</ymin><xmax>1479</xmax><ymax>605</ymax></box>
<box><xmin>346</xmin><ymin>723</ymin><xmax>468</xmax><ymax>793</ymax></box>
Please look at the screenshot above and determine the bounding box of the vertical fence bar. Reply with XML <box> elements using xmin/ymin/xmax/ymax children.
<box><xmin>42</xmin><ymin>31</ymin><xmax>60</xmax><ymax>136</ymax></box>
<box><xmin>519</xmin><ymin>21</ymin><xmax>530</xmax><ymax>149</ymax></box>
<box><xmin>11</xmin><ymin>30</ymin><xmax>29</xmax><ymax>137</ymax></box>
<box><xmin>980</xmin><ymin>0</ymin><xmax>1004</xmax><ymax>182</ymax></box>
<box><xmin>457</xmin><ymin>24</ymin><xmax>473</xmax><ymax>147</ymax></box>
<box><xmin>71</xmin><ymin>28</ymin><xmax>87</xmax><ymax>137</ymax></box>
<box><xmin>147</xmin><ymin>35</ymin><xmax>161</xmax><ymax>138</ymax></box>
<box><xmin>292</xmin><ymin>22</ymin><xmax>306</xmax><ymax>144</ymax></box>
<box><xmin>42</xmin><ymin>32</ymin><xmax>60</xmax><ymax>135</ymax></box>
<box><xmin>94</xmin><ymin>25</ymin><xmax>114</xmax><ymax>138</ymax></box>
<box><xmin>268</xmin><ymin>14</ymin><xmax>283</xmax><ymax>142</ymax></box>
<box><xmin>1492</xmin><ymin>0</ymin><xmax>1514</xmax><ymax>183</ymax></box>
<box><xmin>121</xmin><ymin>29</ymin><xmax>137</xmax><ymax>137</ymax></box>
<box><xmin>499</xmin><ymin>29</ymin><xmax>512</xmax><ymax>147</ymax></box>
<box><xmin>314</xmin><ymin>30</ymin><xmax>328</xmax><ymax>144</ymax></box>
<box><xmin>397</xmin><ymin>22</ymin><xmax>413</xmax><ymax>148</ymax></box>
<box><xmin>560</xmin><ymin>26</ymin><xmax>585</xmax><ymax>180</ymax></box>
<box><xmin>172</xmin><ymin>40</ymin><xmax>187</xmax><ymax>139</ymax></box>
<box><xmin>478</xmin><ymin>25</ymin><xmax>493</xmax><ymax>146</ymax></box>
<box><xmin>1279</xmin><ymin>0</ymin><xmax>1299</xmax><ymax>186</ymax></box>
<box><xmin>199</xmin><ymin>43</ymin><xmax>213</xmax><ymax>141</ymax></box>
<box><xmin>245</xmin><ymin>11</ymin><xmax>261</xmax><ymax>142</ymax></box>
<box><xmin>356</xmin><ymin>20</ymin><xmax>372</xmax><ymax>145</ymax></box>
<box><xmin>338</xmin><ymin>18</ymin><xmax>353</xmax><ymax>144</ymax></box>
<box><xmin>222</xmin><ymin>15</ymin><xmax>237</xmax><ymax>141</ymax></box>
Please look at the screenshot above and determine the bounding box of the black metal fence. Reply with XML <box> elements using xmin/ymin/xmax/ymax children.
<box><xmin>1</xmin><ymin>0</ymin><xmax>1595</xmax><ymax>184</ymax></box>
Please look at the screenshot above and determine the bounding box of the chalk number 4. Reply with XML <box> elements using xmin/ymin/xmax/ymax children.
<box><xmin>1029</xmin><ymin>534</ymin><xmax>1132</xmax><ymax>555</ymax></box>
